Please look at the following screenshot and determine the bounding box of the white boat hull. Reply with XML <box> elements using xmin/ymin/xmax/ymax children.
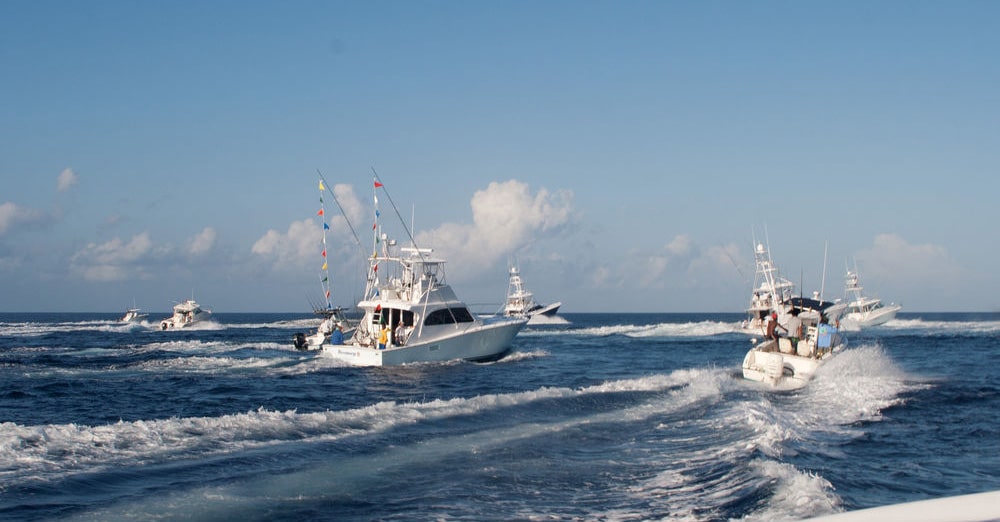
<box><xmin>742</xmin><ymin>348</ymin><xmax>829</xmax><ymax>388</ymax></box>
<box><xmin>159</xmin><ymin>313</ymin><xmax>210</xmax><ymax>330</ymax></box>
<box><xmin>742</xmin><ymin>329</ymin><xmax>843</xmax><ymax>388</ymax></box>
<box><xmin>842</xmin><ymin>303</ymin><xmax>901</xmax><ymax>328</ymax></box>
<box><xmin>322</xmin><ymin>317</ymin><xmax>526</xmax><ymax>367</ymax></box>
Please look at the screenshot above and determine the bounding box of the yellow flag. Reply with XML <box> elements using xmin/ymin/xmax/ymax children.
<box><xmin>322</xmin><ymin>262</ymin><xmax>328</xmax><ymax>270</ymax></box>
<box><xmin>318</xmin><ymin>181</ymin><xmax>325</xmax><ymax>191</ymax></box>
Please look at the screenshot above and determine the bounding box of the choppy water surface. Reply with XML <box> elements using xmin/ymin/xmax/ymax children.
<box><xmin>1</xmin><ymin>312</ymin><xmax>998</xmax><ymax>521</ymax></box>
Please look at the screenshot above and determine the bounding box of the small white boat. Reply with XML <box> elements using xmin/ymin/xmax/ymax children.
<box><xmin>841</xmin><ymin>267</ymin><xmax>901</xmax><ymax>328</ymax></box>
<box><xmin>321</xmin><ymin>178</ymin><xmax>527</xmax><ymax>366</ymax></box>
<box><xmin>292</xmin><ymin>178</ymin><xmax>359</xmax><ymax>351</ymax></box>
<box><xmin>293</xmin><ymin>307</ymin><xmax>357</xmax><ymax>351</ymax></box>
<box><xmin>742</xmin><ymin>304</ymin><xmax>847</xmax><ymax>388</ymax></box>
<box><xmin>503</xmin><ymin>264</ymin><xmax>561</xmax><ymax>321</ymax></box>
<box><xmin>159</xmin><ymin>299</ymin><xmax>211</xmax><ymax>330</ymax></box>
<box><xmin>119</xmin><ymin>307</ymin><xmax>148</xmax><ymax>323</ymax></box>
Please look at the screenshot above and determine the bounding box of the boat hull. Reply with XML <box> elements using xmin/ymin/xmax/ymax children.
<box><xmin>322</xmin><ymin>317</ymin><xmax>527</xmax><ymax>367</ymax></box>
<box><xmin>741</xmin><ymin>335</ymin><xmax>841</xmax><ymax>388</ymax></box>
<box><xmin>842</xmin><ymin>303</ymin><xmax>901</xmax><ymax>328</ymax></box>
<box><xmin>742</xmin><ymin>349</ymin><xmax>825</xmax><ymax>388</ymax></box>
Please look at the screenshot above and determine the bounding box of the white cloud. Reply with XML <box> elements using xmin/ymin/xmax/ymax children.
<box><xmin>57</xmin><ymin>168</ymin><xmax>79</xmax><ymax>192</ymax></box>
<box><xmin>70</xmin><ymin>232</ymin><xmax>155</xmax><ymax>282</ymax></box>
<box><xmin>0</xmin><ymin>201</ymin><xmax>49</xmax><ymax>235</ymax></box>
<box><xmin>188</xmin><ymin>227</ymin><xmax>217</xmax><ymax>255</ymax></box>
<box><xmin>252</xmin><ymin>219</ymin><xmax>323</xmax><ymax>268</ymax></box>
<box><xmin>854</xmin><ymin>233</ymin><xmax>962</xmax><ymax>285</ymax></box>
<box><xmin>414</xmin><ymin>180</ymin><xmax>575</xmax><ymax>279</ymax></box>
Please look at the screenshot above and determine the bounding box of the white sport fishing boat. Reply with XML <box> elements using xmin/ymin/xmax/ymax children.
<box><xmin>159</xmin><ymin>299</ymin><xmax>211</xmax><ymax>330</ymax></box>
<box><xmin>503</xmin><ymin>264</ymin><xmax>561</xmax><ymax>321</ymax></box>
<box><xmin>841</xmin><ymin>268</ymin><xmax>901</xmax><ymax>328</ymax></box>
<box><xmin>119</xmin><ymin>306</ymin><xmax>148</xmax><ymax>323</ymax></box>
<box><xmin>742</xmin><ymin>300</ymin><xmax>848</xmax><ymax>388</ymax></box>
<box><xmin>321</xmin><ymin>178</ymin><xmax>528</xmax><ymax>366</ymax></box>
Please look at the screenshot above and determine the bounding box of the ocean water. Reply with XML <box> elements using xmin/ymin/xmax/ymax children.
<box><xmin>1</xmin><ymin>312</ymin><xmax>998</xmax><ymax>521</ymax></box>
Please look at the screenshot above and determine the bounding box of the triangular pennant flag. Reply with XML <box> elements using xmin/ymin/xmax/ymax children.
<box><xmin>323</xmin><ymin>223</ymin><xmax>330</xmax><ymax>230</ymax></box>
<box><xmin>319</xmin><ymin>181</ymin><xmax>325</xmax><ymax>191</ymax></box>
<box><xmin>322</xmin><ymin>261</ymin><xmax>328</xmax><ymax>270</ymax></box>
<box><xmin>321</xmin><ymin>249</ymin><xmax>327</xmax><ymax>257</ymax></box>
<box><xmin>322</xmin><ymin>276</ymin><xmax>328</xmax><ymax>283</ymax></box>
<box><xmin>374</xmin><ymin>180</ymin><xmax>383</xmax><ymax>188</ymax></box>
<box><xmin>317</xmin><ymin>209</ymin><xmax>324</xmax><ymax>216</ymax></box>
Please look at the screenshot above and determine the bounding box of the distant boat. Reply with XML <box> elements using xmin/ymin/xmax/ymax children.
<box><xmin>841</xmin><ymin>267</ymin><xmax>901</xmax><ymax>328</ymax></box>
<box><xmin>320</xmin><ymin>177</ymin><xmax>528</xmax><ymax>366</ymax></box>
<box><xmin>159</xmin><ymin>299</ymin><xmax>211</xmax><ymax>330</ymax></box>
<box><xmin>119</xmin><ymin>306</ymin><xmax>148</xmax><ymax>323</ymax></box>
<box><xmin>503</xmin><ymin>264</ymin><xmax>561</xmax><ymax>321</ymax></box>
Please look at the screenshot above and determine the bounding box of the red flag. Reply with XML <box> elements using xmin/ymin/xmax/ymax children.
<box><xmin>317</xmin><ymin>209</ymin><xmax>324</xmax><ymax>216</ymax></box>
<box><xmin>374</xmin><ymin>304</ymin><xmax>381</xmax><ymax>312</ymax></box>
<box><xmin>372</xmin><ymin>222</ymin><xmax>377</xmax><ymax>230</ymax></box>
<box><xmin>321</xmin><ymin>249</ymin><xmax>327</xmax><ymax>257</ymax></box>
<box><xmin>374</xmin><ymin>180</ymin><xmax>383</xmax><ymax>188</ymax></box>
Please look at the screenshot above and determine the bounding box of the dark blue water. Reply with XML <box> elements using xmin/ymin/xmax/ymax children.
<box><xmin>1</xmin><ymin>312</ymin><xmax>998</xmax><ymax>521</ymax></box>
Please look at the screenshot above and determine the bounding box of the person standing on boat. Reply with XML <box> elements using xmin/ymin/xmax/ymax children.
<box><xmin>329</xmin><ymin>324</ymin><xmax>344</xmax><ymax>345</ymax></box>
<box><xmin>395</xmin><ymin>321</ymin><xmax>407</xmax><ymax>346</ymax></box>
<box><xmin>765</xmin><ymin>312</ymin><xmax>786</xmax><ymax>342</ymax></box>
<box><xmin>378</xmin><ymin>324</ymin><xmax>389</xmax><ymax>350</ymax></box>
<box><xmin>786</xmin><ymin>308</ymin><xmax>802</xmax><ymax>345</ymax></box>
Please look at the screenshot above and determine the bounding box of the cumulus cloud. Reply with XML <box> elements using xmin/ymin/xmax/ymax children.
<box><xmin>188</xmin><ymin>227</ymin><xmax>217</xmax><ymax>255</ymax></box>
<box><xmin>57</xmin><ymin>168</ymin><xmax>79</xmax><ymax>192</ymax></box>
<box><xmin>0</xmin><ymin>202</ymin><xmax>49</xmax><ymax>235</ymax></box>
<box><xmin>620</xmin><ymin>235</ymin><xmax>742</xmax><ymax>292</ymax></box>
<box><xmin>414</xmin><ymin>180</ymin><xmax>575</xmax><ymax>278</ymax></box>
<box><xmin>854</xmin><ymin>233</ymin><xmax>962</xmax><ymax>285</ymax></box>
<box><xmin>252</xmin><ymin>219</ymin><xmax>323</xmax><ymax>268</ymax></box>
<box><xmin>70</xmin><ymin>232</ymin><xmax>156</xmax><ymax>282</ymax></box>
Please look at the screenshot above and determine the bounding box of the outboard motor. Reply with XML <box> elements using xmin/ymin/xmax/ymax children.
<box><xmin>292</xmin><ymin>332</ymin><xmax>308</xmax><ymax>351</ymax></box>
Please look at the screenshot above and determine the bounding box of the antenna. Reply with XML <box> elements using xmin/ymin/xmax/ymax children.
<box><xmin>819</xmin><ymin>240</ymin><xmax>828</xmax><ymax>300</ymax></box>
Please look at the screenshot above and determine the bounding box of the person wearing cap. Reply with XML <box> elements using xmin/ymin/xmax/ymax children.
<box><xmin>765</xmin><ymin>311</ymin><xmax>786</xmax><ymax>342</ymax></box>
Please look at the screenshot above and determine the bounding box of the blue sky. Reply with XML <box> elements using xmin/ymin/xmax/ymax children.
<box><xmin>2</xmin><ymin>1</ymin><xmax>998</xmax><ymax>313</ymax></box>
